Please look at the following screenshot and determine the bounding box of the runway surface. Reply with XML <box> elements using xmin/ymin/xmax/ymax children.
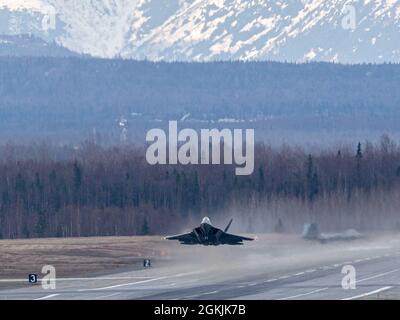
<box><xmin>1</xmin><ymin>235</ymin><xmax>400</xmax><ymax>300</ymax></box>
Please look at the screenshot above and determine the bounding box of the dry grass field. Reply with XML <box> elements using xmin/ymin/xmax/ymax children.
<box><xmin>0</xmin><ymin>233</ymin><xmax>296</xmax><ymax>283</ymax></box>
<box><xmin>0</xmin><ymin>236</ymin><xmax>173</xmax><ymax>284</ymax></box>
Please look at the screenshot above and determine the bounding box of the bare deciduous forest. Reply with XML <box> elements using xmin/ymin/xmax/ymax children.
<box><xmin>0</xmin><ymin>135</ymin><xmax>399</xmax><ymax>239</ymax></box>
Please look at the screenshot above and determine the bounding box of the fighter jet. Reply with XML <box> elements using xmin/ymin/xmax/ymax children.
<box><xmin>302</xmin><ymin>223</ymin><xmax>364</xmax><ymax>243</ymax></box>
<box><xmin>165</xmin><ymin>217</ymin><xmax>255</xmax><ymax>245</ymax></box>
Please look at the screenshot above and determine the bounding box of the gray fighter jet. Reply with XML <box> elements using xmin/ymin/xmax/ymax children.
<box><xmin>165</xmin><ymin>217</ymin><xmax>255</xmax><ymax>245</ymax></box>
<box><xmin>302</xmin><ymin>223</ymin><xmax>364</xmax><ymax>243</ymax></box>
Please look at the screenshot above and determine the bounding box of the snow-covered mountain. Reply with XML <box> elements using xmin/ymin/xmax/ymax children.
<box><xmin>0</xmin><ymin>34</ymin><xmax>80</xmax><ymax>56</ymax></box>
<box><xmin>0</xmin><ymin>0</ymin><xmax>399</xmax><ymax>62</ymax></box>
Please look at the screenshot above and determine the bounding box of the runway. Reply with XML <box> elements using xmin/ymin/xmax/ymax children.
<box><xmin>1</xmin><ymin>235</ymin><xmax>400</xmax><ymax>300</ymax></box>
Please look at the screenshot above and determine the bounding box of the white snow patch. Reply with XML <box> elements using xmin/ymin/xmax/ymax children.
<box><xmin>304</xmin><ymin>48</ymin><xmax>317</xmax><ymax>60</ymax></box>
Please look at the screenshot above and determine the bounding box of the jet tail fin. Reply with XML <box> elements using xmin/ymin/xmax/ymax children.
<box><xmin>224</xmin><ymin>218</ymin><xmax>233</xmax><ymax>232</ymax></box>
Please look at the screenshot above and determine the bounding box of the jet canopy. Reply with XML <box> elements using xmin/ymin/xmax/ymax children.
<box><xmin>201</xmin><ymin>217</ymin><xmax>212</xmax><ymax>225</ymax></box>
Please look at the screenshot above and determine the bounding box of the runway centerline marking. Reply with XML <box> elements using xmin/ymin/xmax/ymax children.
<box><xmin>342</xmin><ymin>286</ymin><xmax>392</xmax><ymax>300</ymax></box>
<box><xmin>278</xmin><ymin>287</ymin><xmax>329</xmax><ymax>300</ymax></box>
<box><xmin>35</xmin><ymin>294</ymin><xmax>60</xmax><ymax>300</ymax></box>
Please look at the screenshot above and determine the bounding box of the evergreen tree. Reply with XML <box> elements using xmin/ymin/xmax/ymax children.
<box><xmin>306</xmin><ymin>154</ymin><xmax>319</xmax><ymax>201</ymax></box>
<box><xmin>258</xmin><ymin>167</ymin><xmax>265</xmax><ymax>193</ymax></box>
<box><xmin>356</xmin><ymin>142</ymin><xmax>363</xmax><ymax>187</ymax></box>
<box><xmin>141</xmin><ymin>218</ymin><xmax>150</xmax><ymax>235</ymax></box>
<box><xmin>35</xmin><ymin>210</ymin><xmax>47</xmax><ymax>237</ymax></box>
<box><xmin>73</xmin><ymin>161</ymin><xmax>82</xmax><ymax>205</ymax></box>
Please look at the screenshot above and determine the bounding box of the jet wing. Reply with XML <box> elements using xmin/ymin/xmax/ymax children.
<box><xmin>164</xmin><ymin>232</ymin><xmax>198</xmax><ymax>244</ymax></box>
<box><xmin>220</xmin><ymin>232</ymin><xmax>254</xmax><ymax>245</ymax></box>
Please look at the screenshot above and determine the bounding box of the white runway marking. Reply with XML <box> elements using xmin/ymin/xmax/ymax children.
<box><xmin>58</xmin><ymin>276</ymin><xmax>152</xmax><ymax>281</ymax></box>
<box><xmin>276</xmin><ymin>258</ymin><xmax>400</xmax><ymax>300</ymax></box>
<box><xmin>183</xmin><ymin>295</ymin><xmax>199</xmax><ymax>299</ymax></box>
<box><xmin>35</xmin><ymin>294</ymin><xmax>60</xmax><ymax>300</ymax></box>
<box><xmin>321</xmin><ymin>266</ymin><xmax>333</xmax><ymax>270</ymax></box>
<box><xmin>0</xmin><ymin>276</ymin><xmax>152</xmax><ymax>283</ymax></box>
<box><xmin>278</xmin><ymin>287</ymin><xmax>329</xmax><ymax>300</ymax></box>
<box><xmin>357</xmin><ymin>267</ymin><xmax>400</xmax><ymax>283</ymax></box>
<box><xmin>79</xmin><ymin>271</ymin><xmax>200</xmax><ymax>292</ymax></box>
<box><xmin>201</xmin><ymin>290</ymin><xmax>219</xmax><ymax>295</ymax></box>
<box><xmin>94</xmin><ymin>292</ymin><xmax>121</xmax><ymax>300</ymax></box>
<box><xmin>183</xmin><ymin>290</ymin><xmax>219</xmax><ymax>299</ymax></box>
<box><xmin>342</xmin><ymin>286</ymin><xmax>392</xmax><ymax>300</ymax></box>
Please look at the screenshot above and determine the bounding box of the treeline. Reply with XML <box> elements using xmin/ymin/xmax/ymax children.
<box><xmin>1</xmin><ymin>135</ymin><xmax>400</xmax><ymax>239</ymax></box>
<box><xmin>1</xmin><ymin>57</ymin><xmax>400</xmax><ymax>143</ymax></box>
<box><xmin>0</xmin><ymin>35</ymin><xmax>80</xmax><ymax>58</ymax></box>
<box><xmin>1</xmin><ymin>57</ymin><xmax>399</xmax><ymax>120</ymax></box>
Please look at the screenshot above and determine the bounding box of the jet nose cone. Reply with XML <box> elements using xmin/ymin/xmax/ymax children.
<box><xmin>201</xmin><ymin>217</ymin><xmax>212</xmax><ymax>225</ymax></box>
